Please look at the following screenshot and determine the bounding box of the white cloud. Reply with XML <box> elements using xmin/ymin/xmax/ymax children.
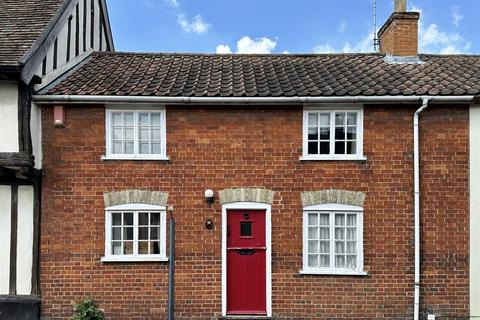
<box><xmin>178</xmin><ymin>14</ymin><xmax>210</xmax><ymax>34</ymax></box>
<box><xmin>216</xmin><ymin>36</ymin><xmax>278</xmax><ymax>54</ymax></box>
<box><xmin>338</xmin><ymin>20</ymin><xmax>347</xmax><ymax>33</ymax></box>
<box><xmin>451</xmin><ymin>6</ymin><xmax>463</xmax><ymax>27</ymax></box>
<box><xmin>164</xmin><ymin>0</ymin><xmax>179</xmax><ymax>7</ymax></box>
<box><xmin>419</xmin><ymin>23</ymin><xmax>470</xmax><ymax>54</ymax></box>
<box><xmin>216</xmin><ymin>45</ymin><xmax>232</xmax><ymax>54</ymax></box>
<box><xmin>236</xmin><ymin>36</ymin><xmax>277</xmax><ymax>54</ymax></box>
<box><xmin>313</xmin><ymin>44</ymin><xmax>336</xmax><ymax>53</ymax></box>
<box><xmin>282</xmin><ymin>50</ymin><xmax>290</xmax><ymax>54</ymax></box>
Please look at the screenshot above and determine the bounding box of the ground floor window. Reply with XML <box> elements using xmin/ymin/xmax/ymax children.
<box><xmin>302</xmin><ymin>204</ymin><xmax>365</xmax><ymax>275</ymax></box>
<box><xmin>102</xmin><ymin>204</ymin><xmax>167</xmax><ymax>262</ymax></box>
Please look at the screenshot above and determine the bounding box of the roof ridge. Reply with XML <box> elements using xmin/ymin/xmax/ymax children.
<box><xmin>92</xmin><ymin>51</ymin><xmax>386</xmax><ymax>58</ymax></box>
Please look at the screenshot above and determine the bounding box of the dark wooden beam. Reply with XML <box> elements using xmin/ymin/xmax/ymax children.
<box><xmin>9</xmin><ymin>185</ymin><xmax>18</xmax><ymax>295</ymax></box>
<box><xmin>0</xmin><ymin>152</ymin><xmax>34</xmax><ymax>168</ymax></box>
<box><xmin>18</xmin><ymin>82</ymin><xmax>33</xmax><ymax>155</ymax></box>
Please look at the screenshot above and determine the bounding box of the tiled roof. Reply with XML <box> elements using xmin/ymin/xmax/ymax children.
<box><xmin>45</xmin><ymin>51</ymin><xmax>480</xmax><ymax>97</ymax></box>
<box><xmin>0</xmin><ymin>0</ymin><xmax>65</xmax><ymax>67</ymax></box>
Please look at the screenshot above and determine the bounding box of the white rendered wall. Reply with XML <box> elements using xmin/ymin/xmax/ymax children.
<box><xmin>471</xmin><ymin>105</ymin><xmax>480</xmax><ymax>319</ymax></box>
<box><xmin>0</xmin><ymin>82</ymin><xmax>19</xmax><ymax>152</ymax></box>
<box><xmin>16</xmin><ymin>186</ymin><xmax>34</xmax><ymax>295</ymax></box>
<box><xmin>0</xmin><ymin>186</ymin><xmax>12</xmax><ymax>294</ymax></box>
<box><xmin>30</xmin><ymin>102</ymin><xmax>42</xmax><ymax>169</ymax></box>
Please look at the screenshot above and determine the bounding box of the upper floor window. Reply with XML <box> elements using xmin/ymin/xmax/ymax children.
<box><xmin>302</xmin><ymin>107</ymin><xmax>364</xmax><ymax>160</ymax></box>
<box><xmin>104</xmin><ymin>108</ymin><xmax>167</xmax><ymax>160</ymax></box>
<box><xmin>101</xmin><ymin>203</ymin><xmax>167</xmax><ymax>262</ymax></box>
<box><xmin>301</xmin><ymin>203</ymin><xmax>366</xmax><ymax>275</ymax></box>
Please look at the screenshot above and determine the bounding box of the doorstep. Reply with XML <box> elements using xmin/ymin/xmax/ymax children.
<box><xmin>219</xmin><ymin>316</ymin><xmax>275</xmax><ymax>320</ymax></box>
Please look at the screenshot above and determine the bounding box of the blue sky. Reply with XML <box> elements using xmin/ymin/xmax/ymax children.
<box><xmin>106</xmin><ymin>0</ymin><xmax>479</xmax><ymax>55</ymax></box>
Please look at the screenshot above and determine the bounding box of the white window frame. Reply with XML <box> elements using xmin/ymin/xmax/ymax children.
<box><xmin>103</xmin><ymin>106</ymin><xmax>168</xmax><ymax>160</ymax></box>
<box><xmin>300</xmin><ymin>203</ymin><xmax>366</xmax><ymax>276</ymax></box>
<box><xmin>101</xmin><ymin>203</ymin><xmax>168</xmax><ymax>262</ymax></box>
<box><xmin>301</xmin><ymin>105</ymin><xmax>365</xmax><ymax>161</ymax></box>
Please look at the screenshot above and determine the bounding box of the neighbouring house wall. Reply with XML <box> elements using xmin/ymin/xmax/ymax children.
<box><xmin>31</xmin><ymin>102</ymin><xmax>42</xmax><ymax>169</ymax></box>
<box><xmin>40</xmin><ymin>105</ymin><xmax>469</xmax><ymax>319</ymax></box>
<box><xmin>0</xmin><ymin>82</ymin><xmax>19</xmax><ymax>153</ymax></box>
<box><xmin>0</xmin><ymin>186</ymin><xmax>12</xmax><ymax>294</ymax></box>
<box><xmin>471</xmin><ymin>105</ymin><xmax>480</xmax><ymax>319</ymax></box>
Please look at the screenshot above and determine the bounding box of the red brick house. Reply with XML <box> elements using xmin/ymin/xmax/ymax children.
<box><xmin>2</xmin><ymin>0</ymin><xmax>480</xmax><ymax>319</ymax></box>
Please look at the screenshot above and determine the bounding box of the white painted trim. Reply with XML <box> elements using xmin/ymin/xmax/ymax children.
<box><xmin>302</xmin><ymin>106</ymin><xmax>364</xmax><ymax>160</ymax></box>
<box><xmin>105</xmin><ymin>106</ymin><xmax>168</xmax><ymax>160</ymax></box>
<box><xmin>302</xmin><ymin>206</ymin><xmax>365</xmax><ymax>275</ymax></box>
<box><xmin>103</xmin><ymin>206</ymin><xmax>167</xmax><ymax>262</ymax></box>
<box><xmin>470</xmin><ymin>105</ymin><xmax>480</xmax><ymax>319</ymax></box>
<box><xmin>221</xmin><ymin>202</ymin><xmax>272</xmax><ymax>317</ymax></box>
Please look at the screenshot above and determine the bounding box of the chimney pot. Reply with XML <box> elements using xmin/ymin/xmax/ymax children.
<box><xmin>395</xmin><ymin>0</ymin><xmax>407</xmax><ymax>12</ymax></box>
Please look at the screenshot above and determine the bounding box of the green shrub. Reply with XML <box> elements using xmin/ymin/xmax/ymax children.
<box><xmin>71</xmin><ymin>298</ymin><xmax>104</xmax><ymax>320</ymax></box>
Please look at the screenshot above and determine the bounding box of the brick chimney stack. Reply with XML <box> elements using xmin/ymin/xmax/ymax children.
<box><xmin>378</xmin><ymin>0</ymin><xmax>420</xmax><ymax>56</ymax></box>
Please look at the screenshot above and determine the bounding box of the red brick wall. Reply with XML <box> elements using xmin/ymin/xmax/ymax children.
<box><xmin>40</xmin><ymin>105</ymin><xmax>469</xmax><ymax>319</ymax></box>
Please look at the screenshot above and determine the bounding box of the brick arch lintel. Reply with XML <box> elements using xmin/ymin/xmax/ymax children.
<box><xmin>219</xmin><ymin>188</ymin><xmax>275</xmax><ymax>205</ymax></box>
<box><xmin>301</xmin><ymin>189</ymin><xmax>365</xmax><ymax>207</ymax></box>
<box><xmin>104</xmin><ymin>189</ymin><xmax>168</xmax><ymax>207</ymax></box>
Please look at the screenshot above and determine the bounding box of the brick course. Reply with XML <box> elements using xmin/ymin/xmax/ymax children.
<box><xmin>40</xmin><ymin>104</ymin><xmax>469</xmax><ymax>319</ymax></box>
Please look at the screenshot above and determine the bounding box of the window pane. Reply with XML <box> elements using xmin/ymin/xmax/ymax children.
<box><xmin>335</xmin><ymin>112</ymin><xmax>345</xmax><ymax>125</ymax></box>
<box><xmin>308</xmin><ymin>213</ymin><xmax>318</xmax><ymax>226</ymax></box>
<box><xmin>308</xmin><ymin>142</ymin><xmax>318</xmax><ymax>155</ymax></box>
<box><xmin>347</xmin><ymin>255</ymin><xmax>357</xmax><ymax>268</ymax></box>
<box><xmin>150</xmin><ymin>227</ymin><xmax>160</xmax><ymax>240</ymax></box>
<box><xmin>335</xmin><ymin>255</ymin><xmax>345</xmax><ymax>268</ymax></box>
<box><xmin>335</xmin><ymin>214</ymin><xmax>345</xmax><ymax>226</ymax></box>
<box><xmin>308</xmin><ymin>240</ymin><xmax>319</xmax><ymax>254</ymax></box>
<box><xmin>319</xmin><ymin>142</ymin><xmax>330</xmax><ymax>154</ymax></box>
<box><xmin>347</xmin><ymin>241</ymin><xmax>357</xmax><ymax>254</ymax></box>
<box><xmin>112</xmin><ymin>112</ymin><xmax>122</xmax><ymax>125</ymax></box>
<box><xmin>347</xmin><ymin>127</ymin><xmax>357</xmax><ymax>140</ymax></box>
<box><xmin>319</xmin><ymin>227</ymin><xmax>330</xmax><ymax>239</ymax></box>
<box><xmin>124</xmin><ymin>227</ymin><xmax>133</xmax><ymax>240</ymax></box>
<box><xmin>320</xmin><ymin>255</ymin><xmax>330</xmax><ymax>267</ymax></box>
<box><xmin>152</xmin><ymin>143</ymin><xmax>161</xmax><ymax>154</ymax></box>
<box><xmin>113</xmin><ymin>128</ymin><xmax>122</xmax><ymax>139</ymax></box>
<box><xmin>112</xmin><ymin>213</ymin><xmax>122</xmax><ymax>226</ymax></box>
<box><xmin>308</xmin><ymin>227</ymin><xmax>319</xmax><ymax>239</ymax></box>
<box><xmin>335</xmin><ymin>141</ymin><xmax>345</xmax><ymax>154</ymax></box>
<box><xmin>124</xmin><ymin>113</ymin><xmax>134</xmax><ymax>126</ymax></box>
<box><xmin>151</xmin><ymin>113</ymin><xmax>161</xmax><ymax>125</ymax></box>
<box><xmin>319</xmin><ymin>113</ymin><xmax>330</xmax><ymax>126</ymax></box>
<box><xmin>139</xmin><ymin>227</ymin><xmax>148</xmax><ymax>240</ymax></box>
<box><xmin>125</xmin><ymin>142</ymin><xmax>134</xmax><ymax>154</ymax></box>
<box><xmin>347</xmin><ymin>112</ymin><xmax>357</xmax><ymax>125</ymax></box>
<box><xmin>335</xmin><ymin>228</ymin><xmax>345</xmax><ymax>240</ymax></box>
<box><xmin>139</xmin><ymin>213</ymin><xmax>148</xmax><ymax>225</ymax></box>
<box><xmin>124</xmin><ymin>213</ymin><xmax>133</xmax><ymax>226</ymax></box>
<box><xmin>308</xmin><ymin>113</ymin><xmax>318</xmax><ymax>126</ymax></box>
<box><xmin>139</xmin><ymin>241</ymin><xmax>149</xmax><ymax>254</ymax></box>
<box><xmin>335</xmin><ymin>241</ymin><xmax>345</xmax><ymax>253</ymax></box>
<box><xmin>139</xmin><ymin>113</ymin><xmax>149</xmax><ymax>125</ymax></box>
<box><xmin>308</xmin><ymin>127</ymin><xmax>318</xmax><ymax>140</ymax></box>
<box><xmin>112</xmin><ymin>141</ymin><xmax>123</xmax><ymax>154</ymax></box>
<box><xmin>152</xmin><ymin>128</ymin><xmax>161</xmax><ymax>140</ymax></box>
<box><xmin>139</xmin><ymin>142</ymin><xmax>150</xmax><ymax>154</ymax></box>
<box><xmin>123</xmin><ymin>241</ymin><xmax>133</xmax><ymax>254</ymax></box>
<box><xmin>125</xmin><ymin>128</ymin><xmax>134</xmax><ymax>140</ymax></box>
<box><xmin>150</xmin><ymin>241</ymin><xmax>160</xmax><ymax>254</ymax></box>
<box><xmin>335</xmin><ymin>127</ymin><xmax>345</xmax><ymax>140</ymax></box>
<box><xmin>347</xmin><ymin>141</ymin><xmax>356</xmax><ymax>154</ymax></box>
<box><xmin>112</xmin><ymin>242</ymin><xmax>121</xmax><ymax>255</ymax></box>
<box><xmin>139</xmin><ymin>128</ymin><xmax>149</xmax><ymax>140</ymax></box>
<box><xmin>112</xmin><ymin>227</ymin><xmax>121</xmax><ymax>240</ymax></box>
<box><xmin>308</xmin><ymin>254</ymin><xmax>319</xmax><ymax>267</ymax></box>
<box><xmin>151</xmin><ymin>213</ymin><xmax>160</xmax><ymax>225</ymax></box>
<box><xmin>319</xmin><ymin>127</ymin><xmax>330</xmax><ymax>140</ymax></box>
<box><xmin>347</xmin><ymin>214</ymin><xmax>356</xmax><ymax>226</ymax></box>
<box><xmin>347</xmin><ymin>228</ymin><xmax>356</xmax><ymax>240</ymax></box>
<box><xmin>320</xmin><ymin>241</ymin><xmax>330</xmax><ymax>253</ymax></box>
<box><xmin>319</xmin><ymin>214</ymin><xmax>329</xmax><ymax>226</ymax></box>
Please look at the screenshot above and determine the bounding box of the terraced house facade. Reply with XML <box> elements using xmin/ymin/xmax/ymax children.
<box><xmin>1</xmin><ymin>0</ymin><xmax>480</xmax><ymax>319</ymax></box>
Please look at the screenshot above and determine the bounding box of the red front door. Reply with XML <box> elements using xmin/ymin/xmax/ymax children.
<box><xmin>227</xmin><ymin>209</ymin><xmax>266</xmax><ymax>315</ymax></box>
